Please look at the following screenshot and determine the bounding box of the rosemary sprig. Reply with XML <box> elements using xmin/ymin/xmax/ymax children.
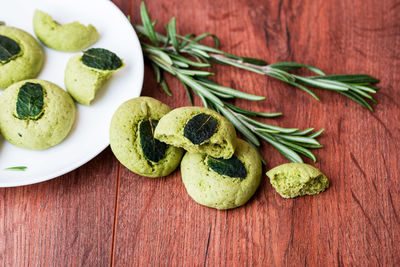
<box><xmin>4</xmin><ymin>166</ymin><xmax>27</xmax><ymax>171</ymax></box>
<box><xmin>131</xmin><ymin>2</ymin><xmax>378</xmax><ymax>163</ymax></box>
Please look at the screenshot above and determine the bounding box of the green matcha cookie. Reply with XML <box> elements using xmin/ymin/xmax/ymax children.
<box><xmin>181</xmin><ymin>139</ymin><xmax>262</xmax><ymax>210</ymax></box>
<box><xmin>266</xmin><ymin>163</ymin><xmax>329</xmax><ymax>198</ymax></box>
<box><xmin>0</xmin><ymin>26</ymin><xmax>44</xmax><ymax>89</ymax></box>
<box><xmin>0</xmin><ymin>79</ymin><xmax>76</xmax><ymax>150</ymax></box>
<box><xmin>33</xmin><ymin>10</ymin><xmax>99</xmax><ymax>52</ymax></box>
<box><xmin>110</xmin><ymin>97</ymin><xmax>184</xmax><ymax>178</ymax></box>
<box><xmin>65</xmin><ymin>48</ymin><xmax>123</xmax><ymax>105</ymax></box>
<box><xmin>154</xmin><ymin>107</ymin><xmax>237</xmax><ymax>159</ymax></box>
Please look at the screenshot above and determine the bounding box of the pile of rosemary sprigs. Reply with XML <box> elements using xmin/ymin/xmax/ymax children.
<box><xmin>131</xmin><ymin>2</ymin><xmax>380</xmax><ymax>163</ymax></box>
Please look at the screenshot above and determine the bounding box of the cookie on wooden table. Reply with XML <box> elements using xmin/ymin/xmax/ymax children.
<box><xmin>266</xmin><ymin>163</ymin><xmax>329</xmax><ymax>198</ymax></box>
<box><xmin>110</xmin><ymin>97</ymin><xmax>184</xmax><ymax>178</ymax></box>
<box><xmin>154</xmin><ymin>107</ymin><xmax>237</xmax><ymax>159</ymax></box>
<box><xmin>181</xmin><ymin>138</ymin><xmax>262</xmax><ymax>210</ymax></box>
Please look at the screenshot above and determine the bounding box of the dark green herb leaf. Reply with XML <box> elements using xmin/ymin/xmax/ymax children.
<box><xmin>207</xmin><ymin>155</ymin><xmax>247</xmax><ymax>178</ymax></box>
<box><xmin>16</xmin><ymin>82</ymin><xmax>44</xmax><ymax>120</ymax></box>
<box><xmin>184</xmin><ymin>113</ymin><xmax>218</xmax><ymax>144</ymax></box>
<box><xmin>167</xmin><ymin>17</ymin><xmax>179</xmax><ymax>52</ymax></box>
<box><xmin>310</xmin><ymin>74</ymin><xmax>379</xmax><ymax>84</ymax></box>
<box><xmin>223</xmin><ymin>102</ymin><xmax>282</xmax><ymax>117</ymax></box>
<box><xmin>0</xmin><ymin>35</ymin><xmax>21</xmax><ymax>63</ymax></box>
<box><xmin>139</xmin><ymin>119</ymin><xmax>168</xmax><ymax>162</ymax></box>
<box><xmin>193</xmin><ymin>33</ymin><xmax>220</xmax><ymax>48</ymax></box>
<box><xmin>5</xmin><ymin>166</ymin><xmax>27</xmax><ymax>171</ymax></box>
<box><xmin>241</xmin><ymin>57</ymin><xmax>268</xmax><ymax>66</ymax></box>
<box><xmin>140</xmin><ymin>1</ymin><xmax>159</xmax><ymax>46</ymax></box>
<box><xmin>269</xmin><ymin>62</ymin><xmax>325</xmax><ymax>75</ymax></box>
<box><xmin>160</xmin><ymin>78</ymin><xmax>172</xmax><ymax>96</ymax></box>
<box><xmin>82</xmin><ymin>48</ymin><xmax>122</xmax><ymax>70</ymax></box>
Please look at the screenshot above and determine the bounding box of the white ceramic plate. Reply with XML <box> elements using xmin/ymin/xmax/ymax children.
<box><xmin>0</xmin><ymin>0</ymin><xmax>144</xmax><ymax>187</ymax></box>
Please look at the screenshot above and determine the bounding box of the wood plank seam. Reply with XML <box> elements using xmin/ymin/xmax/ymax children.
<box><xmin>110</xmin><ymin>162</ymin><xmax>122</xmax><ymax>267</ymax></box>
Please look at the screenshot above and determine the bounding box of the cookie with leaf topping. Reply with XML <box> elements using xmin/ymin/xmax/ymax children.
<box><xmin>181</xmin><ymin>138</ymin><xmax>262</xmax><ymax>210</ymax></box>
<box><xmin>65</xmin><ymin>48</ymin><xmax>123</xmax><ymax>105</ymax></box>
<box><xmin>154</xmin><ymin>107</ymin><xmax>237</xmax><ymax>159</ymax></box>
<box><xmin>109</xmin><ymin>97</ymin><xmax>184</xmax><ymax>177</ymax></box>
<box><xmin>0</xmin><ymin>25</ymin><xmax>44</xmax><ymax>89</ymax></box>
<box><xmin>0</xmin><ymin>79</ymin><xmax>75</xmax><ymax>150</ymax></box>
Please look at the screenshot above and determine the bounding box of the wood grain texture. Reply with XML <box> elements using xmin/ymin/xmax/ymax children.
<box><xmin>1</xmin><ymin>0</ymin><xmax>400</xmax><ymax>266</ymax></box>
<box><xmin>0</xmin><ymin>149</ymin><xmax>119</xmax><ymax>266</ymax></box>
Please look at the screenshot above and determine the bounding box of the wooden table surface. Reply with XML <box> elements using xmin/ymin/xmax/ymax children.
<box><xmin>1</xmin><ymin>0</ymin><xmax>399</xmax><ymax>266</ymax></box>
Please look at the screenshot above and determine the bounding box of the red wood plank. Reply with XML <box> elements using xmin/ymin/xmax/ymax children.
<box><xmin>0</xmin><ymin>149</ymin><xmax>119</xmax><ymax>266</ymax></box>
<box><xmin>112</xmin><ymin>0</ymin><xmax>400</xmax><ymax>266</ymax></box>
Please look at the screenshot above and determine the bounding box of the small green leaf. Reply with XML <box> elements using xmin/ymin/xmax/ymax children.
<box><xmin>82</xmin><ymin>48</ymin><xmax>122</xmax><ymax>70</ymax></box>
<box><xmin>275</xmin><ymin>134</ymin><xmax>321</xmax><ymax>146</ymax></box>
<box><xmin>197</xmin><ymin>78</ymin><xmax>265</xmax><ymax>101</ymax></box>
<box><xmin>182</xmin><ymin>83</ymin><xmax>194</xmax><ymax>105</ymax></box>
<box><xmin>140</xmin><ymin>1</ymin><xmax>159</xmax><ymax>46</ymax></box>
<box><xmin>210</xmin><ymin>55</ymin><xmax>266</xmax><ymax>74</ymax></box>
<box><xmin>308</xmin><ymin>129</ymin><xmax>324</xmax><ymax>139</ymax></box>
<box><xmin>311</xmin><ymin>74</ymin><xmax>379</xmax><ymax>84</ymax></box>
<box><xmin>207</xmin><ymin>155</ymin><xmax>247</xmax><ymax>178</ymax></box>
<box><xmin>275</xmin><ymin>138</ymin><xmax>317</xmax><ymax>162</ymax></box>
<box><xmin>290</xmin><ymin>128</ymin><xmax>314</xmax><ymax>136</ymax></box>
<box><xmin>160</xmin><ymin>78</ymin><xmax>172</xmax><ymax>96</ymax></box>
<box><xmin>169</xmin><ymin>53</ymin><xmax>210</xmax><ymax>68</ymax></box>
<box><xmin>16</xmin><ymin>82</ymin><xmax>44</xmax><ymax>120</ymax></box>
<box><xmin>0</xmin><ymin>34</ymin><xmax>21</xmax><ymax>63</ymax></box>
<box><xmin>223</xmin><ymin>102</ymin><xmax>282</xmax><ymax>118</ymax></box>
<box><xmin>269</xmin><ymin>62</ymin><xmax>325</xmax><ymax>75</ymax></box>
<box><xmin>184</xmin><ymin>113</ymin><xmax>218</xmax><ymax>145</ymax></box>
<box><xmin>139</xmin><ymin>119</ymin><xmax>168</xmax><ymax>162</ymax></box>
<box><xmin>167</xmin><ymin>17</ymin><xmax>179</xmax><ymax>52</ymax></box>
<box><xmin>150</xmin><ymin>62</ymin><xmax>161</xmax><ymax>83</ymax></box>
<box><xmin>241</xmin><ymin>57</ymin><xmax>268</xmax><ymax>66</ymax></box>
<box><xmin>193</xmin><ymin>33</ymin><xmax>220</xmax><ymax>48</ymax></box>
<box><xmin>178</xmin><ymin>69</ymin><xmax>214</xmax><ymax>76</ymax></box>
<box><xmin>226</xmin><ymin>54</ymin><xmax>267</xmax><ymax>66</ymax></box>
<box><xmin>5</xmin><ymin>166</ymin><xmax>27</xmax><ymax>171</ymax></box>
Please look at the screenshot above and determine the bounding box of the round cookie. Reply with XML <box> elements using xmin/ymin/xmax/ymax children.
<box><xmin>154</xmin><ymin>107</ymin><xmax>237</xmax><ymax>159</ymax></box>
<box><xmin>0</xmin><ymin>26</ymin><xmax>44</xmax><ymax>89</ymax></box>
<box><xmin>33</xmin><ymin>10</ymin><xmax>99</xmax><ymax>52</ymax></box>
<box><xmin>110</xmin><ymin>97</ymin><xmax>184</xmax><ymax>178</ymax></box>
<box><xmin>0</xmin><ymin>79</ymin><xmax>76</xmax><ymax>150</ymax></box>
<box><xmin>181</xmin><ymin>139</ymin><xmax>262</xmax><ymax>210</ymax></box>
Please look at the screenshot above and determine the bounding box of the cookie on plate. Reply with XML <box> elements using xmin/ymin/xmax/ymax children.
<box><xmin>33</xmin><ymin>10</ymin><xmax>99</xmax><ymax>52</ymax></box>
<box><xmin>0</xmin><ymin>25</ymin><xmax>44</xmax><ymax>89</ymax></box>
<box><xmin>0</xmin><ymin>79</ymin><xmax>76</xmax><ymax>150</ymax></box>
<box><xmin>65</xmin><ymin>48</ymin><xmax>123</xmax><ymax>105</ymax></box>
<box><xmin>154</xmin><ymin>107</ymin><xmax>237</xmax><ymax>159</ymax></box>
<box><xmin>110</xmin><ymin>97</ymin><xmax>184</xmax><ymax>177</ymax></box>
<box><xmin>181</xmin><ymin>138</ymin><xmax>262</xmax><ymax>210</ymax></box>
